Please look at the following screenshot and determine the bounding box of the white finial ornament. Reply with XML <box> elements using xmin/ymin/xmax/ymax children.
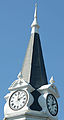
<box><xmin>49</xmin><ymin>76</ymin><xmax>55</xmax><ymax>84</ymax></box>
<box><xmin>34</xmin><ymin>3</ymin><xmax>37</xmax><ymax>19</ymax></box>
<box><xmin>17</xmin><ymin>72</ymin><xmax>23</xmax><ymax>79</ymax></box>
<box><xmin>31</xmin><ymin>3</ymin><xmax>39</xmax><ymax>34</ymax></box>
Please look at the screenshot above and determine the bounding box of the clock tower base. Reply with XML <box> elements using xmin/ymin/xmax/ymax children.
<box><xmin>4</xmin><ymin>109</ymin><xmax>58</xmax><ymax>120</ymax></box>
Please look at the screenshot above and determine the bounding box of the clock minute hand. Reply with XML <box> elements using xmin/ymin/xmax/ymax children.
<box><xmin>52</xmin><ymin>103</ymin><xmax>56</xmax><ymax>106</ymax></box>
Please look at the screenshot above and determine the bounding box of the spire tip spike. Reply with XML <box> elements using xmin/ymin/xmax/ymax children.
<box><xmin>31</xmin><ymin>3</ymin><xmax>39</xmax><ymax>34</ymax></box>
<box><xmin>34</xmin><ymin>3</ymin><xmax>37</xmax><ymax>18</ymax></box>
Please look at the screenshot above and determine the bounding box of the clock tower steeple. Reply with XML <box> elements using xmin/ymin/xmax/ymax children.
<box><xmin>4</xmin><ymin>3</ymin><xmax>59</xmax><ymax>120</ymax></box>
<box><xmin>21</xmin><ymin>3</ymin><xmax>48</xmax><ymax>89</ymax></box>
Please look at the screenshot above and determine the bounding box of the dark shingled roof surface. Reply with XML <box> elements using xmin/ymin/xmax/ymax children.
<box><xmin>22</xmin><ymin>33</ymin><xmax>48</xmax><ymax>89</ymax></box>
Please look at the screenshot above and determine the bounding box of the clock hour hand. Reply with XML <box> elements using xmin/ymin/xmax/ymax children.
<box><xmin>18</xmin><ymin>95</ymin><xmax>25</xmax><ymax>101</ymax></box>
<box><xmin>18</xmin><ymin>97</ymin><xmax>23</xmax><ymax>101</ymax></box>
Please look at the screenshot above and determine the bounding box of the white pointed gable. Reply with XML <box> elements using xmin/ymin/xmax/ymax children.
<box><xmin>37</xmin><ymin>84</ymin><xmax>60</xmax><ymax>98</ymax></box>
<box><xmin>8</xmin><ymin>78</ymin><xmax>35</xmax><ymax>92</ymax></box>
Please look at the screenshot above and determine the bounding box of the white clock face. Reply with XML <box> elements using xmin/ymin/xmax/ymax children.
<box><xmin>46</xmin><ymin>94</ymin><xmax>58</xmax><ymax>116</ymax></box>
<box><xmin>9</xmin><ymin>90</ymin><xmax>28</xmax><ymax>110</ymax></box>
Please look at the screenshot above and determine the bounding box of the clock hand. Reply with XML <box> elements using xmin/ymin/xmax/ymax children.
<box><xmin>18</xmin><ymin>97</ymin><xmax>23</xmax><ymax>101</ymax></box>
<box><xmin>17</xmin><ymin>91</ymin><xmax>19</xmax><ymax>100</ymax></box>
<box><xmin>52</xmin><ymin>103</ymin><xmax>56</xmax><ymax>106</ymax></box>
<box><xmin>18</xmin><ymin>95</ymin><xmax>26</xmax><ymax>101</ymax></box>
<box><xmin>18</xmin><ymin>95</ymin><xmax>25</xmax><ymax>101</ymax></box>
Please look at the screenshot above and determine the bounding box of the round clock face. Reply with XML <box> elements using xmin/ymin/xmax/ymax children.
<box><xmin>46</xmin><ymin>94</ymin><xmax>58</xmax><ymax>116</ymax></box>
<box><xmin>9</xmin><ymin>90</ymin><xmax>28</xmax><ymax>110</ymax></box>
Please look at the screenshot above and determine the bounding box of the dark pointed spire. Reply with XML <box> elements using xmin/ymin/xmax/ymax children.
<box><xmin>21</xmin><ymin>4</ymin><xmax>48</xmax><ymax>89</ymax></box>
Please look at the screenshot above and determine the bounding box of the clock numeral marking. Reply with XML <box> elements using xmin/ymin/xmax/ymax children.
<box><xmin>17</xmin><ymin>106</ymin><xmax>19</xmax><ymax>109</ymax></box>
<box><xmin>14</xmin><ymin>105</ymin><xmax>16</xmax><ymax>108</ymax></box>
<box><xmin>55</xmin><ymin>106</ymin><xmax>57</xmax><ymax>109</ymax></box>
<box><xmin>20</xmin><ymin>104</ymin><xmax>22</xmax><ymax>107</ymax></box>
<box><xmin>15</xmin><ymin>93</ymin><xmax>17</xmax><ymax>96</ymax></box>
<box><xmin>23</xmin><ymin>101</ymin><xmax>25</xmax><ymax>103</ymax></box>
<box><xmin>18</xmin><ymin>91</ymin><xmax>20</xmax><ymax>95</ymax></box>
<box><xmin>12</xmin><ymin>103</ymin><xmax>14</xmax><ymax>106</ymax></box>
<box><xmin>12</xmin><ymin>97</ymin><xmax>14</xmax><ymax>99</ymax></box>
<box><xmin>23</xmin><ymin>98</ymin><xmax>26</xmax><ymax>101</ymax></box>
<box><xmin>24</xmin><ymin>98</ymin><xmax>26</xmax><ymax>100</ymax></box>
